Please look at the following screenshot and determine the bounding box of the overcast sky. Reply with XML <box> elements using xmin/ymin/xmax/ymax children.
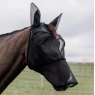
<box><xmin>0</xmin><ymin>0</ymin><xmax>94</xmax><ymax>62</ymax></box>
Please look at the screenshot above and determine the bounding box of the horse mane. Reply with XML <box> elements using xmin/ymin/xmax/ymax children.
<box><xmin>0</xmin><ymin>27</ymin><xmax>29</xmax><ymax>39</ymax></box>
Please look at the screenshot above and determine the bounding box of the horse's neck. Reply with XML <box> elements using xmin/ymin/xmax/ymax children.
<box><xmin>0</xmin><ymin>27</ymin><xmax>31</xmax><ymax>94</ymax></box>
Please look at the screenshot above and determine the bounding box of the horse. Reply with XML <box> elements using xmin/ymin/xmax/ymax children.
<box><xmin>0</xmin><ymin>3</ymin><xmax>78</xmax><ymax>94</ymax></box>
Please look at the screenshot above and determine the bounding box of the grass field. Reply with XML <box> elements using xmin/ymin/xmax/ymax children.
<box><xmin>2</xmin><ymin>63</ymin><xmax>94</xmax><ymax>95</ymax></box>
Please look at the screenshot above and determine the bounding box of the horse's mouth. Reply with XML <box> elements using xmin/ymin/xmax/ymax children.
<box><xmin>53</xmin><ymin>82</ymin><xmax>78</xmax><ymax>91</ymax></box>
<box><xmin>53</xmin><ymin>85</ymin><xmax>68</xmax><ymax>91</ymax></box>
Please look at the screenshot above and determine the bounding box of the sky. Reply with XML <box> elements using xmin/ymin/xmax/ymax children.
<box><xmin>0</xmin><ymin>0</ymin><xmax>94</xmax><ymax>62</ymax></box>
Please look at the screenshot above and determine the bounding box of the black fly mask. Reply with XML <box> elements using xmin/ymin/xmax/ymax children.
<box><xmin>27</xmin><ymin>3</ymin><xmax>78</xmax><ymax>91</ymax></box>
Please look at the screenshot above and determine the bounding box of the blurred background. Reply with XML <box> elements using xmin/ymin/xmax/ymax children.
<box><xmin>0</xmin><ymin>0</ymin><xmax>94</xmax><ymax>95</ymax></box>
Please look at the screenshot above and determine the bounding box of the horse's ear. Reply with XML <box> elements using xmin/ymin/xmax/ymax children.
<box><xmin>30</xmin><ymin>3</ymin><xmax>41</xmax><ymax>28</ymax></box>
<box><xmin>49</xmin><ymin>13</ymin><xmax>62</xmax><ymax>30</ymax></box>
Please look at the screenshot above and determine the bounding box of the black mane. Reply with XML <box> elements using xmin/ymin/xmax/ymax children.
<box><xmin>0</xmin><ymin>27</ymin><xmax>28</xmax><ymax>38</ymax></box>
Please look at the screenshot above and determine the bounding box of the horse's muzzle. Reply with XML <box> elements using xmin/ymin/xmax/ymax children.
<box><xmin>41</xmin><ymin>59</ymin><xmax>78</xmax><ymax>91</ymax></box>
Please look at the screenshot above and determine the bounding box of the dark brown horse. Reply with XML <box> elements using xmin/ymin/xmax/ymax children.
<box><xmin>0</xmin><ymin>27</ymin><xmax>31</xmax><ymax>93</ymax></box>
<box><xmin>0</xmin><ymin>3</ymin><xmax>78</xmax><ymax>94</ymax></box>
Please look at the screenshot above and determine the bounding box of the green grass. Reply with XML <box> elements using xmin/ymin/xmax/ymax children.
<box><xmin>2</xmin><ymin>63</ymin><xmax>94</xmax><ymax>95</ymax></box>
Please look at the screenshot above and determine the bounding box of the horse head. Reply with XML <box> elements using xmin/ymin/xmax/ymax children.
<box><xmin>27</xmin><ymin>3</ymin><xmax>78</xmax><ymax>91</ymax></box>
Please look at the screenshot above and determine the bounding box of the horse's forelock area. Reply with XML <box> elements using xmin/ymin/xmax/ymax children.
<box><xmin>49</xmin><ymin>24</ymin><xmax>57</xmax><ymax>34</ymax></box>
